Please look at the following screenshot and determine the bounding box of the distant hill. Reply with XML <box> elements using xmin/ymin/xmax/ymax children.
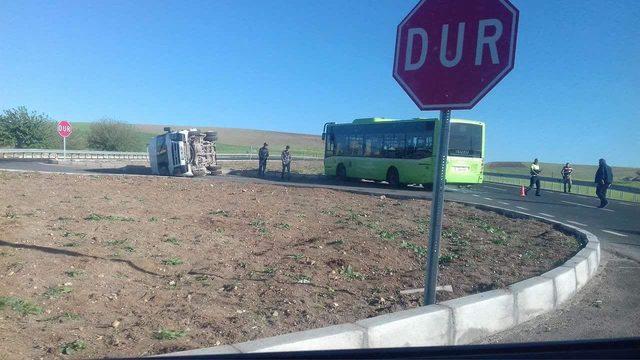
<box><xmin>134</xmin><ymin>124</ymin><xmax>323</xmax><ymax>155</ymax></box>
<box><xmin>67</xmin><ymin>122</ymin><xmax>324</xmax><ymax>156</ymax></box>
<box><xmin>486</xmin><ymin>161</ymin><xmax>640</xmax><ymax>189</ymax></box>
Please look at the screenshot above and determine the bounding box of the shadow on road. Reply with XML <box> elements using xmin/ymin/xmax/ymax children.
<box><xmin>225</xmin><ymin>168</ymin><xmax>431</xmax><ymax>193</ymax></box>
<box><xmin>85</xmin><ymin>165</ymin><xmax>152</xmax><ymax>175</ymax></box>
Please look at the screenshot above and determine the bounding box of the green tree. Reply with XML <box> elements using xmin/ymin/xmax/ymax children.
<box><xmin>87</xmin><ymin>119</ymin><xmax>138</xmax><ymax>151</ymax></box>
<box><xmin>0</xmin><ymin>107</ymin><xmax>57</xmax><ymax>148</ymax></box>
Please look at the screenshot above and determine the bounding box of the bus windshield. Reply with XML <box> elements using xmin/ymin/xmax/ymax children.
<box><xmin>448</xmin><ymin>123</ymin><xmax>482</xmax><ymax>158</ymax></box>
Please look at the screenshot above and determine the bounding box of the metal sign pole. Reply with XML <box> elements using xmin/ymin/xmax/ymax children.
<box><xmin>424</xmin><ymin>109</ymin><xmax>452</xmax><ymax>305</ymax></box>
<box><xmin>63</xmin><ymin>137</ymin><xmax>66</xmax><ymax>160</ymax></box>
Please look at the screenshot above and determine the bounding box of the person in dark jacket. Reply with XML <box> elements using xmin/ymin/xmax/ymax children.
<box><xmin>258</xmin><ymin>143</ymin><xmax>269</xmax><ymax>177</ymax></box>
<box><xmin>594</xmin><ymin>158</ymin><xmax>613</xmax><ymax>208</ymax></box>
<box><xmin>281</xmin><ymin>145</ymin><xmax>292</xmax><ymax>180</ymax></box>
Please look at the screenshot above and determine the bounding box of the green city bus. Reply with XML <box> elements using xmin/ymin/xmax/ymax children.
<box><xmin>322</xmin><ymin>117</ymin><xmax>485</xmax><ymax>188</ymax></box>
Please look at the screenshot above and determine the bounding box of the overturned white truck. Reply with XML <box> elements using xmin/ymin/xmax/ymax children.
<box><xmin>148</xmin><ymin>127</ymin><xmax>221</xmax><ymax>177</ymax></box>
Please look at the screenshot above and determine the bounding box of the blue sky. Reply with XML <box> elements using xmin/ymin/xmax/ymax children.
<box><xmin>1</xmin><ymin>0</ymin><xmax>639</xmax><ymax>166</ymax></box>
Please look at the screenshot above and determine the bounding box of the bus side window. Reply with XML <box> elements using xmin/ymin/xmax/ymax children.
<box><xmin>383</xmin><ymin>133</ymin><xmax>405</xmax><ymax>158</ymax></box>
<box><xmin>364</xmin><ymin>134</ymin><xmax>383</xmax><ymax>157</ymax></box>
<box><xmin>348</xmin><ymin>135</ymin><xmax>364</xmax><ymax>156</ymax></box>
<box><xmin>335</xmin><ymin>134</ymin><xmax>347</xmax><ymax>156</ymax></box>
<box><xmin>325</xmin><ymin>132</ymin><xmax>336</xmax><ymax>157</ymax></box>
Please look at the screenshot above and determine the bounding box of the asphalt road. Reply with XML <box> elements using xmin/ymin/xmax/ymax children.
<box><xmin>1</xmin><ymin>159</ymin><xmax>639</xmax><ymax>342</ymax></box>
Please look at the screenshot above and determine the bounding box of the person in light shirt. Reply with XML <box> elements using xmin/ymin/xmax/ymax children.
<box><xmin>561</xmin><ymin>162</ymin><xmax>574</xmax><ymax>193</ymax></box>
<box><xmin>525</xmin><ymin>158</ymin><xmax>542</xmax><ymax>196</ymax></box>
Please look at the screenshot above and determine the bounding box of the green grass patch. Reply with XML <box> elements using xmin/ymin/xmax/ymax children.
<box><xmin>258</xmin><ymin>267</ymin><xmax>276</xmax><ymax>275</ymax></box>
<box><xmin>162</xmin><ymin>257</ymin><xmax>183</xmax><ymax>266</ymax></box>
<box><xmin>400</xmin><ymin>241</ymin><xmax>428</xmax><ymax>258</ymax></box>
<box><xmin>274</xmin><ymin>222</ymin><xmax>291</xmax><ymax>230</ymax></box>
<box><xmin>0</xmin><ymin>296</ymin><xmax>44</xmax><ymax>316</ymax></box>
<box><xmin>43</xmin><ymin>286</ymin><xmax>73</xmax><ymax>299</ymax></box>
<box><xmin>39</xmin><ymin>312</ymin><xmax>81</xmax><ymax>322</ymax></box>
<box><xmin>416</xmin><ymin>219</ymin><xmax>428</xmax><ymax>234</ymax></box>
<box><xmin>379</xmin><ymin>229</ymin><xmax>404</xmax><ymax>241</ymax></box>
<box><xmin>153</xmin><ymin>329</ymin><xmax>186</xmax><ymax>340</ymax></box>
<box><xmin>209</xmin><ymin>209</ymin><xmax>229</xmax><ymax>217</ymax></box>
<box><xmin>327</xmin><ymin>239</ymin><xmax>345</xmax><ymax>246</ymax></box>
<box><xmin>295</xmin><ymin>275</ymin><xmax>312</xmax><ymax>284</ymax></box>
<box><xmin>250</xmin><ymin>220</ymin><xmax>268</xmax><ymax>235</ymax></box>
<box><xmin>61</xmin><ymin>339</ymin><xmax>86</xmax><ymax>355</ymax></box>
<box><xmin>85</xmin><ymin>213</ymin><xmax>134</xmax><ymax>222</ymax></box>
<box><xmin>439</xmin><ymin>253</ymin><xmax>458</xmax><ymax>265</ymax></box>
<box><xmin>106</xmin><ymin>239</ymin><xmax>127</xmax><ymax>246</ymax></box>
<box><xmin>63</xmin><ymin>231</ymin><xmax>87</xmax><ymax>238</ymax></box>
<box><xmin>340</xmin><ymin>265</ymin><xmax>365</xmax><ymax>280</ymax></box>
<box><xmin>163</xmin><ymin>237</ymin><xmax>180</xmax><ymax>245</ymax></box>
<box><xmin>65</xmin><ymin>269</ymin><xmax>85</xmax><ymax>278</ymax></box>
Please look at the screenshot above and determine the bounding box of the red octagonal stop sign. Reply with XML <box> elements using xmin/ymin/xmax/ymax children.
<box><xmin>393</xmin><ymin>0</ymin><xmax>519</xmax><ymax>110</ymax></box>
<box><xmin>57</xmin><ymin>120</ymin><xmax>72</xmax><ymax>138</ymax></box>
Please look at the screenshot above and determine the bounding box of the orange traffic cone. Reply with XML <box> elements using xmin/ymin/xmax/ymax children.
<box><xmin>520</xmin><ymin>185</ymin><xmax>526</xmax><ymax>197</ymax></box>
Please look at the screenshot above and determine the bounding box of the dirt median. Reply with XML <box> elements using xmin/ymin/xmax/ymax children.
<box><xmin>0</xmin><ymin>171</ymin><xmax>580</xmax><ymax>358</ymax></box>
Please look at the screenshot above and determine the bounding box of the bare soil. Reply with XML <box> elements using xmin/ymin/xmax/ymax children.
<box><xmin>0</xmin><ymin>171</ymin><xmax>580</xmax><ymax>359</ymax></box>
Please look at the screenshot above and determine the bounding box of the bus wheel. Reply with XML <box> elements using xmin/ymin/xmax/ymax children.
<box><xmin>386</xmin><ymin>167</ymin><xmax>400</xmax><ymax>188</ymax></box>
<box><xmin>422</xmin><ymin>183</ymin><xmax>433</xmax><ymax>191</ymax></box>
<box><xmin>336</xmin><ymin>164</ymin><xmax>347</xmax><ymax>180</ymax></box>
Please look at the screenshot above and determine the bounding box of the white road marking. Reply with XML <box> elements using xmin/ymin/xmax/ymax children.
<box><xmin>516</xmin><ymin>206</ymin><xmax>529</xmax><ymax>210</ymax></box>
<box><xmin>472</xmin><ymin>194</ymin><xmax>480</xmax><ymax>197</ymax></box>
<box><xmin>602</xmin><ymin>230</ymin><xmax>628</xmax><ymax>237</ymax></box>
<box><xmin>483</xmin><ymin>197</ymin><xmax>493</xmax><ymax>201</ymax></box>
<box><xmin>618</xmin><ymin>202</ymin><xmax>632</xmax><ymax>206</ymax></box>
<box><xmin>561</xmin><ymin>200</ymin><xmax>592</xmax><ymax>208</ymax></box>
<box><xmin>567</xmin><ymin>220</ymin><xmax>588</xmax><ymax>227</ymax></box>
<box><xmin>484</xmin><ymin>185</ymin><xmax>507</xmax><ymax>192</ymax></box>
<box><xmin>561</xmin><ymin>200</ymin><xmax>614</xmax><ymax>212</ymax></box>
<box><xmin>498</xmin><ymin>201</ymin><xmax>510</xmax><ymax>205</ymax></box>
<box><xmin>538</xmin><ymin>212</ymin><xmax>555</xmax><ymax>218</ymax></box>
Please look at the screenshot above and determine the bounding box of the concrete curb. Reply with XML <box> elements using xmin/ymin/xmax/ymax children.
<box><xmin>159</xmin><ymin>205</ymin><xmax>600</xmax><ymax>356</ymax></box>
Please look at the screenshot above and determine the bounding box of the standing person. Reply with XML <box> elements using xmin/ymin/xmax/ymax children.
<box><xmin>258</xmin><ymin>142</ymin><xmax>269</xmax><ymax>177</ymax></box>
<box><xmin>281</xmin><ymin>145</ymin><xmax>292</xmax><ymax>180</ymax></box>
<box><xmin>595</xmin><ymin>158</ymin><xmax>613</xmax><ymax>208</ymax></box>
<box><xmin>525</xmin><ymin>158</ymin><xmax>542</xmax><ymax>196</ymax></box>
<box><xmin>561</xmin><ymin>162</ymin><xmax>574</xmax><ymax>193</ymax></box>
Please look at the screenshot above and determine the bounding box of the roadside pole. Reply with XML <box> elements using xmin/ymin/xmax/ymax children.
<box><xmin>57</xmin><ymin>120</ymin><xmax>72</xmax><ymax>160</ymax></box>
<box><xmin>424</xmin><ymin>109</ymin><xmax>451</xmax><ymax>305</ymax></box>
<box><xmin>392</xmin><ymin>0</ymin><xmax>519</xmax><ymax>305</ymax></box>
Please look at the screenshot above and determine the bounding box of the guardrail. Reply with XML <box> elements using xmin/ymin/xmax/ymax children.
<box><xmin>0</xmin><ymin>148</ymin><xmax>322</xmax><ymax>161</ymax></box>
<box><xmin>484</xmin><ymin>173</ymin><xmax>640</xmax><ymax>203</ymax></box>
<box><xmin>0</xmin><ymin>148</ymin><xmax>148</xmax><ymax>160</ymax></box>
